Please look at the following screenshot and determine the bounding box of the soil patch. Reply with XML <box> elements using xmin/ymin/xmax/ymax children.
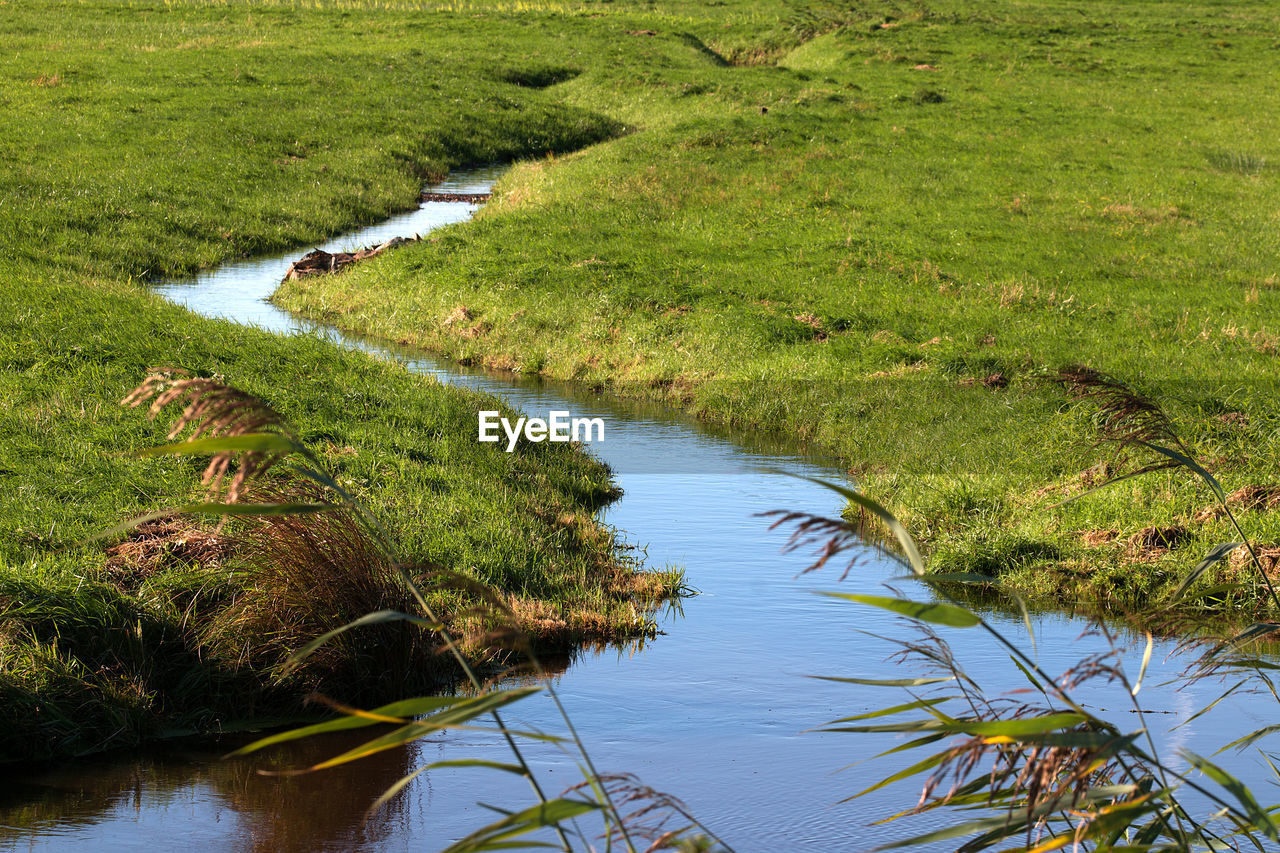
<box><xmin>104</xmin><ymin>514</ymin><xmax>232</xmax><ymax>585</ymax></box>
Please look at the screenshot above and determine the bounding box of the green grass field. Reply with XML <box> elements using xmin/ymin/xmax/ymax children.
<box><xmin>0</xmin><ymin>0</ymin><xmax>660</xmax><ymax>761</ymax></box>
<box><xmin>266</xmin><ymin>0</ymin><xmax>1280</xmax><ymax>610</ymax></box>
<box><xmin>4</xmin><ymin>0</ymin><xmax>1279</xmax><ymax>760</ymax></box>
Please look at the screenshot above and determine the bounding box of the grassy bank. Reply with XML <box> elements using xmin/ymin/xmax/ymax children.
<box><xmin>268</xmin><ymin>0</ymin><xmax>1280</xmax><ymax>613</ymax></box>
<box><xmin>6</xmin><ymin>0</ymin><xmax>1279</xmax><ymax>763</ymax></box>
<box><xmin>0</xmin><ymin>0</ymin><xmax>668</xmax><ymax>762</ymax></box>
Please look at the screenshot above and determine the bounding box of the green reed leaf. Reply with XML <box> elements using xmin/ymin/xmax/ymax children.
<box><xmin>310</xmin><ymin>687</ymin><xmax>543</xmax><ymax>770</ymax></box>
<box><xmin>229</xmin><ymin>695</ymin><xmax>464</xmax><ymax>756</ymax></box>
<box><xmin>135</xmin><ymin>432</ymin><xmax>300</xmax><ymax>457</ymax></box>
<box><xmin>441</xmin><ymin>798</ymin><xmax>601</xmax><ymax>853</ymax></box>
<box><xmin>797</xmin><ymin>476</ymin><xmax>926</xmax><ymax>575</ymax></box>
<box><xmin>1218</xmin><ymin>724</ymin><xmax>1280</xmax><ymax>754</ymax></box>
<box><xmin>282</xmin><ymin>609</ymin><xmax>442</xmax><ymax>675</ymax></box>
<box><xmin>1138</xmin><ymin>441</ymin><xmax>1225</xmax><ymax>501</ymax></box>
<box><xmin>1184</xmin><ymin>750</ymin><xmax>1278</xmax><ymax>840</ymax></box>
<box><xmin>845</xmin><ymin>750</ymin><xmax>949</xmax><ymax>801</ymax></box>
<box><xmin>821</xmin><ymin>592</ymin><xmax>980</xmax><ymax>627</ymax></box>
<box><xmin>827</xmin><ymin>697</ymin><xmax>952</xmax><ymax>724</ymax></box>
<box><xmin>1171</xmin><ymin>542</ymin><xmax>1242</xmax><ymax>602</ymax></box>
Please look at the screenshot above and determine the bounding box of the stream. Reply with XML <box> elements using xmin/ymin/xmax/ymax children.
<box><xmin>2</xmin><ymin>168</ymin><xmax>1276</xmax><ymax>852</ymax></box>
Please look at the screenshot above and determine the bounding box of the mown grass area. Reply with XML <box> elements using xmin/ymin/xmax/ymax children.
<box><xmin>271</xmin><ymin>0</ymin><xmax>1280</xmax><ymax>615</ymax></box>
<box><xmin>0</xmin><ymin>0</ymin><xmax>677</xmax><ymax>762</ymax></box>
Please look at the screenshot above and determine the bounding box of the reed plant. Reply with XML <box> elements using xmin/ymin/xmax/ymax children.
<box><xmin>119</xmin><ymin>368</ymin><xmax>719</xmax><ymax>852</ymax></box>
<box><xmin>764</xmin><ymin>366</ymin><xmax>1280</xmax><ymax>850</ymax></box>
<box><xmin>129</xmin><ymin>362</ymin><xmax>1280</xmax><ymax>850</ymax></box>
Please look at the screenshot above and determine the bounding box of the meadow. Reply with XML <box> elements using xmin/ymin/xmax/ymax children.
<box><xmin>3</xmin><ymin>0</ymin><xmax>1279</xmax><ymax>764</ymax></box>
<box><xmin>0</xmin><ymin>0</ymin><xmax>658</xmax><ymax>760</ymax></box>
<box><xmin>271</xmin><ymin>0</ymin><xmax>1280</xmax><ymax>610</ymax></box>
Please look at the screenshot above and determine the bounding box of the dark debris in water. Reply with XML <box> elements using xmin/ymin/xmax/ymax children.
<box><xmin>284</xmin><ymin>237</ymin><xmax>413</xmax><ymax>281</ymax></box>
<box><xmin>420</xmin><ymin>191</ymin><xmax>491</xmax><ymax>203</ymax></box>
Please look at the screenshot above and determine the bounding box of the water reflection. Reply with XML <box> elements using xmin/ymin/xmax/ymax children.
<box><xmin>0</xmin><ymin>729</ymin><xmax>416</xmax><ymax>853</ymax></box>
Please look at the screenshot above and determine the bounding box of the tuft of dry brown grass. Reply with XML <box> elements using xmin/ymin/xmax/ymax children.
<box><xmin>1079</xmin><ymin>528</ymin><xmax>1118</xmax><ymax>547</ymax></box>
<box><xmin>199</xmin><ymin>480</ymin><xmax>441</xmax><ymax>699</ymax></box>
<box><xmin>1125</xmin><ymin>525</ymin><xmax>1191</xmax><ymax>558</ymax></box>
<box><xmin>1099</xmin><ymin>202</ymin><xmax>1182</xmax><ymax>224</ymax></box>
<box><xmin>1193</xmin><ymin>484</ymin><xmax>1280</xmax><ymax>522</ymax></box>
<box><xmin>1229</xmin><ymin>544</ymin><xmax>1280</xmax><ymax>579</ymax></box>
<box><xmin>103</xmin><ymin>514</ymin><xmax>232</xmax><ymax>586</ymax></box>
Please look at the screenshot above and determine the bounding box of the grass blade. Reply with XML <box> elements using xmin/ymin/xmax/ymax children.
<box><xmin>1138</xmin><ymin>441</ymin><xmax>1226</xmax><ymax>501</ymax></box>
<box><xmin>1184</xmin><ymin>749</ymin><xmax>1278</xmax><ymax>840</ymax></box>
<box><xmin>1216</xmin><ymin>725</ymin><xmax>1280</xmax><ymax>755</ymax></box>
<box><xmin>1132</xmin><ymin>631</ymin><xmax>1153</xmax><ymax>696</ymax></box>
<box><xmin>310</xmin><ymin>688</ymin><xmax>543</xmax><ymax>770</ymax></box>
<box><xmin>810</xmin><ymin>675</ymin><xmax>956</xmax><ymax>688</ymax></box>
<box><xmin>796</xmin><ymin>476</ymin><xmax>926</xmax><ymax>576</ymax></box>
<box><xmin>826</xmin><ymin>697</ymin><xmax>952</xmax><ymax>725</ymax></box>
<box><xmin>1172</xmin><ymin>543</ymin><xmax>1242</xmax><ymax>602</ymax></box>
<box><xmin>844</xmin><ymin>750</ymin><xmax>949</xmax><ymax>801</ymax></box>
<box><xmin>282</xmin><ymin>609</ymin><xmax>442</xmax><ymax>675</ymax></box>
<box><xmin>229</xmin><ymin>695</ymin><xmax>465</xmax><ymax>756</ymax></box>
<box><xmin>820</xmin><ymin>592</ymin><xmax>979</xmax><ymax>628</ymax></box>
<box><xmin>441</xmin><ymin>799</ymin><xmax>601</xmax><ymax>853</ymax></box>
<box><xmin>1173</xmin><ymin>680</ymin><xmax>1245</xmax><ymax>731</ymax></box>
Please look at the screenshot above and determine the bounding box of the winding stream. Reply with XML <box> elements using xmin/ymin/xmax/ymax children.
<box><xmin>2</xmin><ymin>169</ymin><xmax>1275</xmax><ymax>852</ymax></box>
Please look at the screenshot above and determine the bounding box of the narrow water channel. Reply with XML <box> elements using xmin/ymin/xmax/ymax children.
<box><xmin>3</xmin><ymin>169</ymin><xmax>1275</xmax><ymax>852</ymax></box>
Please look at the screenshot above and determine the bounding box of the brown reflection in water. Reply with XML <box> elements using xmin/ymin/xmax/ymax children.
<box><xmin>0</xmin><ymin>728</ymin><xmax>418</xmax><ymax>853</ymax></box>
<box><xmin>0</xmin><ymin>633</ymin><xmax>664</xmax><ymax>850</ymax></box>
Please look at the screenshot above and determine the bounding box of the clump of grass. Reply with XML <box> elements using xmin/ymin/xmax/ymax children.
<box><xmin>1208</xmin><ymin>149</ymin><xmax>1267</xmax><ymax>176</ymax></box>
<box><xmin>118</xmin><ymin>369</ymin><xmax>670</xmax><ymax>701</ymax></box>
<box><xmin>201</xmin><ymin>482</ymin><xmax>441</xmax><ymax>701</ymax></box>
<box><xmin>931</xmin><ymin>530</ymin><xmax>1061</xmax><ymax>578</ymax></box>
<box><xmin>0</xmin><ymin>564</ymin><xmax>218</xmax><ymax>761</ymax></box>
